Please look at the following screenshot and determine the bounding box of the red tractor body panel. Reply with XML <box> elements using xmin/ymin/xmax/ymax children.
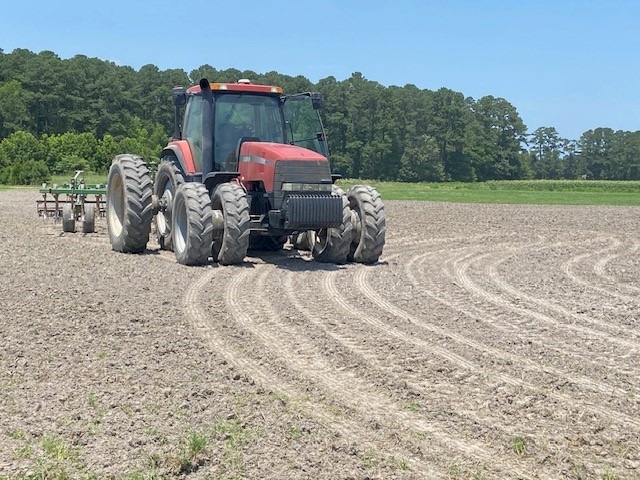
<box><xmin>238</xmin><ymin>142</ymin><xmax>328</xmax><ymax>192</ymax></box>
<box><xmin>165</xmin><ymin>140</ymin><xmax>196</xmax><ymax>174</ymax></box>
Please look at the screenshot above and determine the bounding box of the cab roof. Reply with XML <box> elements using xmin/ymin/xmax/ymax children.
<box><xmin>186</xmin><ymin>81</ymin><xmax>283</xmax><ymax>95</ymax></box>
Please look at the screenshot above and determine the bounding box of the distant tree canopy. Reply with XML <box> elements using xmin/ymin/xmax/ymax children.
<box><xmin>0</xmin><ymin>48</ymin><xmax>638</xmax><ymax>184</ymax></box>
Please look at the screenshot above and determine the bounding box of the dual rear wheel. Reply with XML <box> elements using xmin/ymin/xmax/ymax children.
<box><xmin>106</xmin><ymin>156</ymin><xmax>386</xmax><ymax>266</ymax></box>
<box><xmin>106</xmin><ymin>155</ymin><xmax>249</xmax><ymax>266</ymax></box>
<box><xmin>292</xmin><ymin>184</ymin><xmax>386</xmax><ymax>264</ymax></box>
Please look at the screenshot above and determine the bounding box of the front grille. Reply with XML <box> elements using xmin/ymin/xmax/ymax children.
<box><xmin>283</xmin><ymin>194</ymin><xmax>343</xmax><ymax>229</ymax></box>
<box><xmin>272</xmin><ymin>160</ymin><xmax>333</xmax><ymax>210</ymax></box>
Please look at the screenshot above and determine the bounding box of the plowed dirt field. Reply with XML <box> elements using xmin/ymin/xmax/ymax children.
<box><xmin>1</xmin><ymin>189</ymin><xmax>639</xmax><ymax>479</ymax></box>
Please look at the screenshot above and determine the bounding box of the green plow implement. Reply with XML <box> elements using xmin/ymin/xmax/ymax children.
<box><xmin>37</xmin><ymin>170</ymin><xmax>106</xmax><ymax>233</ymax></box>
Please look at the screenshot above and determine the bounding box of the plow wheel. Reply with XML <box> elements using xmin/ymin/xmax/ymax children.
<box><xmin>310</xmin><ymin>185</ymin><xmax>352</xmax><ymax>264</ymax></box>
<box><xmin>172</xmin><ymin>183</ymin><xmax>213</xmax><ymax>266</ymax></box>
<box><xmin>62</xmin><ymin>203</ymin><xmax>75</xmax><ymax>233</ymax></box>
<box><xmin>106</xmin><ymin>154</ymin><xmax>153</xmax><ymax>253</ymax></box>
<box><xmin>153</xmin><ymin>160</ymin><xmax>184</xmax><ymax>250</ymax></box>
<box><xmin>347</xmin><ymin>185</ymin><xmax>386</xmax><ymax>264</ymax></box>
<box><xmin>83</xmin><ymin>203</ymin><xmax>96</xmax><ymax>233</ymax></box>
<box><xmin>211</xmin><ymin>182</ymin><xmax>250</xmax><ymax>265</ymax></box>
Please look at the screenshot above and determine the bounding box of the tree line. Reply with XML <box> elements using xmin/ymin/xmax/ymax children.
<box><xmin>1</xmin><ymin>48</ymin><xmax>638</xmax><ymax>184</ymax></box>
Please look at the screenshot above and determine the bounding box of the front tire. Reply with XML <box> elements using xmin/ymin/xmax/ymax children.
<box><xmin>153</xmin><ymin>159</ymin><xmax>184</xmax><ymax>250</ymax></box>
<box><xmin>347</xmin><ymin>185</ymin><xmax>386</xmax><ymax>263</ymax></box>
<box><xmin>106</xmin><ymin>154</ymin><xmax>153</xmax><ymax>253</ymax></box>
<box><xmin>310</xmin><ymin>185</ymin><xmax>352</xmax><ymax>264</ymax></box>
<box><xmin>172</xmin><ymin>183</ymin><xmax>213</xmax><ymax>266</ymax></box>
<box><xmin>211</xmin><ymin>183</ymin><xmax>250</xmax><ymax>265</ymax></box>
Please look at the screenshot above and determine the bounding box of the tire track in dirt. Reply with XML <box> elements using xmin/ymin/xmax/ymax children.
<box><xmin>433</xmin><ymin>245</ymin><xmax>637</xmax><ymax>372</ymax></box>
<box><xmin>594</xmin><ymin>241</ymin><xmax>640</xmax><ymax>293</ymax></box>
<box><xmin>228</xmin><ymin>263</ymin><xmax>543</xmax><ymax>479</ymax></box>
<box><xmin>184</xmin><ymin>266</ymin><xmax>444</xmax><ymax>477</ymax></box>
<box><xmin>563</xmin><ymin>239</ymin><xmax>639</xmax><ymax>303</ymax></box>
<box><xmin>348</xmin><ymin>252</ymin><xmax>640</xmax><ymax>430</ymax></box>
<box><xmin>453</xmin><ymin>241</ymin><xmax>640</xmax><ymax>350</ymax></box>
<box><xmin>400</xmin><ymin>244</ymin><xmax>631</xmax><ymax>396</ymax></box>
<box><xmin>485</xmin><ymin>244</ymin><xmax>640</xmax><ymax>339</ymax></box>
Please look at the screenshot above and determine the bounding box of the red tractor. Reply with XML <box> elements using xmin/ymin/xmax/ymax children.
<box><xmin>105</xmin><ymin>78</ymin><xmax>385</xmax><ymax>265</ymax></box>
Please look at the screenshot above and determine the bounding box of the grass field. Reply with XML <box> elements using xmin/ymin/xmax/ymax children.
<box><xmin>48</xmin><ymin>172</ymin><xmax>108</xmax><ymax>186</ymax></box>
<box><xmin>336</xmin><ymin>179</ymin><xmax>640</xmax><ymax>206</ymax></box>
<box><xmin>4</xmin><ymin>176</ymin><xmax>640</xmax><ymax>206</ymax></box>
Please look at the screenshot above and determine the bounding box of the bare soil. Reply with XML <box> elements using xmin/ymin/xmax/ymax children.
<box><xmin>1</xmin><ymin>188</ymin><xmax>639</xmax><ymax>479</ymax></box>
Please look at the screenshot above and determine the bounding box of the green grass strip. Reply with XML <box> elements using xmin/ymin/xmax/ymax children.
<box><xmin>337</xmin><ymin>180</ymin><xmax>640</xmax><ymax>206</ymax></box>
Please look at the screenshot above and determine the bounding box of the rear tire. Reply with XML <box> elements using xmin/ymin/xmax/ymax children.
<box><xmin>211</xmin><ymin>183</ymin><xmax>250</xmax><ymax>265</ymax></box>
<box><xmin>83</xmin><ymin>203</ymin><xmax>96</xmax><ymax>233</ymax></box>
<box><xmin>62</xmin><ymin>203</ymin><xmax>75</xmax><ymax>233</ymax></box>
<box><xmin>310</xmin><ymin>185</ymin><xmax>352</xmax><ymax>264</ymax></box>
<box><xmin>154</xmin><ymin>159</ymin><xmax>184</xmax><ymax>250</ymax></box>
<box><xmin>106</xmin><ymin>154</ymin><xmax>153</xmax><ymax>253</ymax></box>
<box><xmin>172</xmin><ymin>183</ymin><xmax>213</xmax><ymax>266</ymax></box>
<box><xmin>347</xmin><ymin>185</ymin><xmax>386</xmax><ymax>263</ymax></box>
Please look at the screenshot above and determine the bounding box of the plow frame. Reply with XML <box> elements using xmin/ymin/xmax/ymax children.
<box><xmin>37</xmin><ymin>171</ymin><xmax>106</xmax><ymax>226</ymax></box>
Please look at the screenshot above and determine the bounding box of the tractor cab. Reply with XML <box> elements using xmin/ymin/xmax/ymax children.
<box><xmin>169</xmin><ymin>79</ymin><xmax>329</xmax><ymax>180</ymax></box>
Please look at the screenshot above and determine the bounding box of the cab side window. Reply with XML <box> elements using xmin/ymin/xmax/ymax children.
<box><xmin>184</xmin><ymin>96</ymin><xmax>203</xmax><ymax>172</ymax></box>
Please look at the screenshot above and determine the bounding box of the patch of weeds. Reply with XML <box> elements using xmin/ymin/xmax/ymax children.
<box><xmin>168</xmin><ymin>430</ymin><xmax>209</xmax><ymax>474</ymax></box>
<box><xmin>447</xmin><ymin>463</ymin><xmax>461</xmax><ymax>478</ymax></box>
<box><xmin>127</xmin><ymin>469</ymin><xmax>165</xmax><ymax>480</ymax></box>
<box><xmin>359</xmin><ymin>448</ymin><xmax>379</xmax><ymax>468</ymax></box>
<box><xmin>88</xmin><ymin>407</ymin><xmax>106</xmax><ymax>435</ymax></box>
<box><xmin>285</xmin><ymin>426</ymin><xmax>303</xmax><ymax>440</ymax></box>
<box><xmin>510</xmin><ymin>436</ymin><xmax>527</xmax><ymax>455</ymax></box>
<box><xmin>25</xmin><ymin>434</ymin><xmax>83</xmax><ymax>480</ymax></box>
<box><xmin>8</xmin><ymin>428</ymin><xmax>25</xmax><ymax>440</ymax></box>
<box><xmin>87</xmin><ymin>393</ymin><xmax>97</xmax><ymax>408</ymax></box>
<box><xmin>97</xmin><ymin>351</ymin><xmax>108</xmax><ymax>360</ymax></box>
<box><xmin>233</xmin><ymin>394</ymin><xmax>250</xmax><ymax>408</ymax></box>
<box><xmin>13</xmin><ymin>443</ymin><xmax>32</xmax><ymax>459</ymax></box>
<box><xmin>389</xmin><ymin>455</ymin><xmax>410</xmax><ymax>471</ymax></box>
<box><xmin>41</xmin><ymin>435</ymin><xmax>74</xmax><ymax>461</ymax></box>
<box><xmin>214</xmin><ymin>418</ymin><xmax>254</xmax><ymax>476</ymax></box>
<box><xmin>404</xmin><ymin>400</ymin><xmax>422</xmax><ymax>412</ymax></box>
<box><xmin>269</xmin><ymin>391</ymin><xmax>289</xmax><ymax>405</ymax></box>
<box><xmin>602</xmin><ymin>467</ymin><xmax>620</xmax><ymax>480</ymax></box>
<box><xmin>171</xmin><ymin>404</ymin><xmax>189</xmax><ymax>420</ymax></box>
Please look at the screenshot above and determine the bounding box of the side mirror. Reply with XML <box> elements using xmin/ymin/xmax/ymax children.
<box><xmin>172</xmin><ymin>86</ymin><xmax>186</xmax><ymax>106</ymax></box>
<box><xmin>310</xmin><ymin>92</ymin><xmax>324</xmax><ymax>110</ymax></box>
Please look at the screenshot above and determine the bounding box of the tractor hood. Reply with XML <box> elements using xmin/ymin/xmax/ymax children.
<box><xmin>238</xmin><ymin>142</ymin><xmax>331</xmax><ymax>192</ymax></box>
<box><xmin>240</xmin><ymin>142</ymin><xmax>327</xmax><ymax>163</ymax></box>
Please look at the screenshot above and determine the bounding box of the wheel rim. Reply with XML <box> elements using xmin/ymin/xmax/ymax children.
<box><xmin>156</xmin><ymin>180</ymin><xmax>174</xmax><ymax>237</ymax></box>
<box><xmin>312</xmin><ymin>229</ymin><xmax>329</xmax><ymax>254</ymax></box>
<box><xmin>108</xmin><ymin>173</ymin><xmax>125</xmax><ymax>237</ymax></box>
<box><xmin>173</xmin><ymin>195</ymin><xmax>187</xmax><ymax>254</ymax></box>
<box><xmin>211</xmin><ymin>196</ymin><xmax>225</xmax><ymax>257</ymax></box>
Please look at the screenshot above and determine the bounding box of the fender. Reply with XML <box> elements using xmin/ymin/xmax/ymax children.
<box><xmin>161</xmin><ymin>141</ymin><xmax>196</xmax><ymax>175</ymax></box>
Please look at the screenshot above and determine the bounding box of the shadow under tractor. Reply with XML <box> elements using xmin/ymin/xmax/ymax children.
<box><xmin>106</xmin><ymin>78</ymin><xmax>386</xmax><ymax>265</ymax></box>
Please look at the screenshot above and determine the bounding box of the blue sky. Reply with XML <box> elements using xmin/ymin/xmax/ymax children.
<box><xmin>1</xmin><ymin>0</ymin><xmax>638</xmax><ymax>141</ymax></box>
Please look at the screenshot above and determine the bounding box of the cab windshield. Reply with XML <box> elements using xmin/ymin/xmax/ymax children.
<box><xmin>283</xmin><ymin>95</ymin><xmax>328</xmax><ymax>157</ymax></box>
<box><xmin>214</xmin><ymin>94</ymin><xmax>284</xmax><ymax>170</ymax></box>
